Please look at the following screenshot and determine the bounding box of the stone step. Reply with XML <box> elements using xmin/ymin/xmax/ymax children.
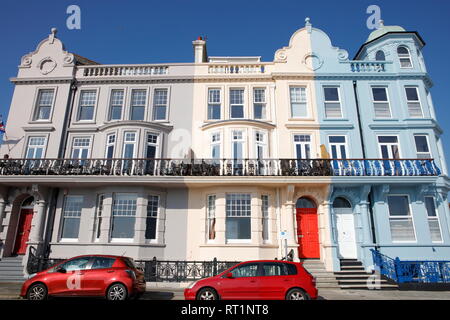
<box><xmin>340</xmin><ymin>261</ymin><xmax>364</xmax><ymax>267</ymax></box>
<box><xmin>335</xmin><ymin>274</ymin><xmax>375</xmax><ymax>280</ymax></box>
<box><xmin>316</xmin><ymin>283</ymin><xmax>340</xmax><ymax>289</ymax></box>
<box><xmin>339</xmin><ymin>284</ymin><xmax>398</xmax><ymax>290</ymax></box>
<box><xmin>334</xmin><ymin>270</ymin><xmax>373</xmax><ymax>275</ymax></box>
<box><xmin>0</xmin><ymin>275</ymin><xmax>26</xmax><ymax>282</ymax></box>
<box><xmin>0</xmin><ymin>270</ymin><xmax>25</xmax><ymax>276</ymax></box>
<box><xmin>340</xmin><ymin>265</ymin><xmax>366</xmax><ymax>270</ymax></box>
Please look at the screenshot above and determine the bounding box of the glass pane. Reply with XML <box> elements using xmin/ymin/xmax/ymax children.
<box><xmin>263</xmin><ymin>263</ymin><xmax>288</xmax><ymax>276</ymax></box>
<box><xmin>254</xmin><ymin>104</ymin><xmax>265</xmax><ymax>119</ymax></box>
<box><xmin>428</xmin><ymin>219</ymin><xmax>442</xmax><ymax>242</ymax></box>
<box><xmin>61</xmin><ymin>218</ymin><xmax>80</xmax><ymax>239</ymax></box>
<box><xmin>333</xmin><ymin>197</ymin><xmax>351</xmax><ymax>208</ymax></box>
<box><xmin>231</xmin><ymin>105</ymin><xmax>244</xmax><ymax>118</ymax></box>
<box><xmin>378</xmin><ymin>136</ymin><xmax>398</xmax><ymax>143</ymax></box>
<box><xmin>230</xmin><ymin>89</ymin><xmax>244</xmax><ymax>104</ymax></box>
<box><xmin>145</xmin><ymin>218</ymin><xmax>157</xmax><ymax>240</ymax></box>
<box><xmin>146</xmin><ymin>145</ymin><xmax>156</xmax><ymax>158</ymax></box>
<box><xmin>153</xmin><ymin>106</ymin><xmax>166</xmax><ymax>120</ymax></box>
<box><xmin>91</xmin><ymin>257</ymin><xmax>115</xmax><ymax>269</ymax></box>
<box><xmin>296</xmin><ymin>197</ymin><xmax>316</xmax><ymax>209</ymax></box>
<box><xmin>372</xmin><ymin>88</ymin><xmax>388</xmax><ymax>101</ymax></box>
<box><xmin>329</xmin><ymin>136</ymin><xmax>346</xmax><ymax>143</ymax></box>
<box><xmin>397</xmin><ymin>47</ymin><xmax>409</xmax><ymax>55</ymax></box>
<box><xmin>208</xmin><ymin>104</ymin><xmax>221</xmax><ymax>120</ymax></box>
<box><xmin>414</xmin><ymin>136</ymin><xmax>429</xmax><ymax>153</ymax></box>
<box><xmin>131</xmin><ymin>106</ymin><xmax>145</xmax><ymax>120</ymax></box>
<box><xmin>375</xmin><ymin>50</ymin><xmax>385</xmax><ymax>61</ymax></box>
<box><xmin>111</xmin><ymin>217</ymin><xmax>135</xmax><ymax>238</ymax></box>
<box><xmin>291</xmin><ymin>102</ymin><xmax>307</xmax><ymax>118</ymax></box>
<box><xmin>61</xmin><ymin>257</ymin><xmax>91</xmax><ymax>271</ymax></box>
<box><xmin>226</xmin><ymin>217</ymin><xmax>251</xmax><ymax>240</ymax></box>
<box><xmin>390</xmin><ymin>218</ymin><xmax>415</xmax><ymax>241</ymax></box>
<box><xmin>211</xmin><ymin>145</ymin><xmax>220</xmax><ymax>159</ymax></box>
<box><xmin>324</xmin><ymin>87</ymin><xmax>339</xmax><ymax>101</ymax></box>
<box><xmin>110</xmin><ymin>106</ymin><xmax>122</xmax><ymax>120</ymax></box>
<box><xmin>37</xmin><ymin>106</ymin><xmax>51</xmax><ymax>120</ymax></box>
<box><xmin>340</xmin><ymin>145</ymin><xmax>347</xmax><ymax>159</ymax></box>
<box><xmin>387</xmin><ymin>196</ymin><xmax>409</xmax><ymax>216</ymax></box>
<box><xmin>325</xmin><ymin>102</ymin><xmax>342</xmax><ymax>118</ymax></box>
<box><xmin>79</xmin><ymin>106</ymin><xmax>94</xmax><ymax>120</ymax></box>
<box><xmin>106</xmin><ymin>145</ymin><xmax>114</xmax><ymax>159</ymax></box>
<box><xmin>405</xmin><ymin>88</ymin><xmax>419</xmax><ymax>101</ymax></box>
<box><xmin>424</xmin><ymin>197</ymin><xmax>436</xmax><ymax>217</ymax></box>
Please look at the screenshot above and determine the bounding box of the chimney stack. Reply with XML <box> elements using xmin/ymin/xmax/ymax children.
<box><xmin>192</xmin><ymin>36</ymin><xmax>207</xmax><ymax>63</ymax></box>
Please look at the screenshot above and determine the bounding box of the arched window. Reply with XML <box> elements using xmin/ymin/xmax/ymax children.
<box><xmin>397</xmin><ymin>46</ymin><xmax>412</xmax><ymax>68</ymax></box>
<box><xmin>375</xmin><ymin>50</ymin><xmax>385</xmax><ymax>61</ymax></box>
<box><xmin>21</xmin><ymin>196</ymin><xmax>35</xmax><ymax>208</ymax></box>
<box><xmin>296</xmin><ymin>197</ymin><xmax>316</xmax><ymax>209</ymax></box>
<box><xmin>333</xmin><ymin>197</ymin><xmax>351</xmax><ymax>208</ymax></box>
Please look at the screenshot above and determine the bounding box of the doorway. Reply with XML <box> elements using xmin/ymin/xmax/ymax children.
<box><xmin>12</xmin><ymin>196</ymin><xmax>35</xmax><ymax>255</ymax></box>
<box><xmin>295</xmin><ymin>197</ymin><xmax>319</xmax><ymax>258</ymax></box>
<box><xmin>333</xmin><ymin>197</ymin><xmax>357</xmax><ymax>259</ymax></box>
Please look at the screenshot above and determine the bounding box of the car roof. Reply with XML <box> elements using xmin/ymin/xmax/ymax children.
<box><xmin>67</xmin><ymin>255</ymin><xmax>131</xmax><ymax>260</ymax></box>
<box><xmin>237</xmin><ymin>260</ymin><xmax>299</xmax><ymax>264</ymax></box>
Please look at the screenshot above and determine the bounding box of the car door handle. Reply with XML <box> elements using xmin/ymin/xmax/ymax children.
<box><xmin>106</xmin><ymin>270</ymin><xmax>115</xmax><ymax>273</ymax></box>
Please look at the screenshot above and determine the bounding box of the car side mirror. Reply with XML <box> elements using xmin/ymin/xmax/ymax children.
<box><xmin>56</xmin><ymin>267</ymin><xmax>66</xmax><ymax>273</ymax></box>
<box><xmin>226</xmin><ymin>272</ymin><xmax>234</xmax><ymax>279</ymax></box>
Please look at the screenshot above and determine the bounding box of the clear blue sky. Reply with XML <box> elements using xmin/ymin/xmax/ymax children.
<box><xmin>0</xmin><ymin>0</ymin><xmax>449</xmax><ymax>164</ymax></box>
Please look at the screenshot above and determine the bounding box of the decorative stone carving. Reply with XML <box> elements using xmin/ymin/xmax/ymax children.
<box><xmin>303</xmin><ymin>52</ymin><xmax>323</xmax><ymax>71</ymax></box>
<box><xmin>274</xmin><ymin>49</ymin><xmax>287</xmax><ymax>62</ymax></box>
<box><xmin>38</xmin><ymin>57</ymin><xmax>57</xmax><ymax>75</ymax></box>
<box><xmin>64</xmin><ymin>53</ymin><xmax>75</xmax><ymax>64</ymax></box>
<box><xmin>20</xmin><ymin>55</ymin><xmax>33</xmax><ymax>67</ymax></box>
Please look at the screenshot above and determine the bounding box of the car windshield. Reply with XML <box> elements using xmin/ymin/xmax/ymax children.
<box><xmin>55</xmin><ymin>257</ymin><xmax>91</xmax><ymax>272</ymax></box>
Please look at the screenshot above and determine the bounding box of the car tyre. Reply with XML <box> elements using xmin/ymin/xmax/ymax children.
<box><xmin>106</xmin><ymin>283</ymin><xmax>128</xmax><ymax>301</ymax></box>
<box><xmin>27</xmin><ymin>283</ymin><xmax>48</xmax><ymax>301</ymax></box>
<box><xmin>196</xmin><ymin>287</ymin><xmax>219</xmax><ymax>300</ymax></box>
<box><xmin>286</xmin><ymin>288</ymin><xmax>309</xmax><ymax>300</ymax></box>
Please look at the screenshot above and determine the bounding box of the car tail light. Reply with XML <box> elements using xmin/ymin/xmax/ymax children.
<box><xmin>312</xmin><ymin>277</ymin><xmax>316</xmax><ymax>286</ymax></box>
<box><xmin>125</xmin><ymin>270</ymin><xmax>136</xmax><ymax>279</ymax></box>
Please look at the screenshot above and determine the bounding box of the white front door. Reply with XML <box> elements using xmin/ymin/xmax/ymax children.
<box><xmin>335</xmin><ymin>209</ymin><xmax>357</xmax><ymax>259</ymax></box>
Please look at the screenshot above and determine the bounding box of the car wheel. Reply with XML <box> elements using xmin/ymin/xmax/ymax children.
<box><xmin>27</xmin><ymin>283</ymin><xmax>48</xmax><ymax>301</ymax></box>
<box><xmin>196</xmin><ymin>288</ymin><xmax>218</xmax><ymax>300</ymax></box>
<box><xmin>286</xmin><ymin>288</ymin><xmax>309</xmax><ymax>300</ymax></box>
<box><xmin>106</xmin><ymin>283</ymin><xmax>128</xmax><ymax>301</ymax></box>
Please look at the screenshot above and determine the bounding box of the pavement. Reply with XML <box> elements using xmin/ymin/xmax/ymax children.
<box><xmin>2</xmin><ymin>282</ymin><xmax>450</xmax><ymax>300</ymax></box>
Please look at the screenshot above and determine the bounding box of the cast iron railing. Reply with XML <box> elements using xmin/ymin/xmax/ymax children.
<box><xmin>27</xmin><ymin>246</ymin><xmax>64</xmax><ymax>274</ymax></box>
<box><xmin>371</xmin><ymin>249</ymin><xmax>450</xmax><ymax>283</ymax></box>
<box><xmin>135</xmin><ymin>257</ymin><xmax>240</xmax><ymax>282</ymax></box>
<box><xmin>0</xmin><ymin>158</ymin><xmax>441</xmax><ymax>177</ymax></box>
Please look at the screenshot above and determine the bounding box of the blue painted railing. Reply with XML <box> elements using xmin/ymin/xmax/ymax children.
<box><xmin>371</xmin><ymin>249</ymin><xmax>450</xmax><ymax>283</ymax></box>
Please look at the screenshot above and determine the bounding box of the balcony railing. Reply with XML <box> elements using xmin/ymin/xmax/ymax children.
<box><xmin>345</xmin><ymin>61</ymin><xmax>389</xmax><ymax>73</ymax></box>
<box><xmin>208</xmin><ymin>64</ymin><xmax>266</xmax><ymax>74</ymax></box>
<box><xmin>0</xmin><ymin>158</ymin><xmax>441</xmax><ymax>177</ymax></box>
<box><xmin>81</xmin><ymin>65</ymin><xmax>169</xmax><ymax>77</ymax></box>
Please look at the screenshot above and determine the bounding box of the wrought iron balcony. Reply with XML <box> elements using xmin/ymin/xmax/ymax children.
<box><xmin>0</xmin><ymin>158</ymin><xmax>441</xmax><ymax>177</ymax></box>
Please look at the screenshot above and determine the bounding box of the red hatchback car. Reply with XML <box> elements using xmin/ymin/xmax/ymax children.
<box><xmin>21</xmin><ymin>255</ymin><xmax>146</xmax><ymax>300</ymax></box>
<box><xmin>184</xmin><ymin>260</ymin><xmax>317</xmax><ymax>300</ymax></box>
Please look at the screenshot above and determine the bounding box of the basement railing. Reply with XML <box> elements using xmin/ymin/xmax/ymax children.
<box><xmin>0</xmin><ymin>158</ymin><xmax>440</xmax><ymax>177</ymax></box>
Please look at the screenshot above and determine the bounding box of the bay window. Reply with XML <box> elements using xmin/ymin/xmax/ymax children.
<box><xmin>111</xmin><ymin>193</ymin><xmax>137</xmax><ymax>240</ymax></box>
<box><xmin>60</xmin><ymin>195</ymin><xmax>83</xmax><ymax>239</ymax></box>
<box><xmin>414</xmin><ymin>135</ymin><xmax>431</xmax><ymax>159</ymax></box>
<box><xmin>425</xmin><ymin>197</ymin><xmax>442</xmax><ymax>242</ymax></box>
<box><xmin>262</xmin><ymin>195</ymin><xmax>269</xmax><ymax>241</ymax></box>
<box><xmin>145</xmin><ymin>195</ymin><xmax>159</xmax><ymax>240</ymax></box>
<box><xmin>207</xmin><ymin>195</ymin><xmax>216</xmax><ymax>241</ymax></box>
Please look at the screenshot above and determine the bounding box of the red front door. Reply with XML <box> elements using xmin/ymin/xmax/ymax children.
<box><xmin>13</xmin><ymin>209</ymin><xmax>34</xmax><ymax>255</ymax></box>
<box><xmin>296</xmin><ymin>208</ymin><xmax>320</xmax><ymax>258</ymax></box>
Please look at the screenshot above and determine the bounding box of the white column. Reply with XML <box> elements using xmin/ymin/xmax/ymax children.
<box><xmin>29</xmin><ymin>200</ymin><xmax>47</xmax><ymax>244</ymax></box>
<box><xmin>252</xmin><ymin>193</ymin><xmax>263</xmax><ymax>246</ymax></box>
<box><xmin>135</xmin><ymin>195</ymin><xmax>147</xmax><ymax>243</ymax></box>
<box><xmin>215</xmin><ymin>194</ymin><xmax>226</xmax><ymax>244</ymax></box>
<box><xmin>99</xmin><ymin>193</ymin><xmax>113</xmax><ymax>243</ymax></box>
<box><xmin>0</xmin><ymin>199</ymin><xmax>6</xmax><ymax>235</ymax></box>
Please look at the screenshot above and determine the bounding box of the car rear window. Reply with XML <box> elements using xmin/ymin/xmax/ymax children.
<box><xmin>91</xmin><ymin>257</ymin><xmax>116</xmax><ymax>269</ymax></box>
<box><xmin>122</xmin><ymin>257</ymin><xmax>137</xmax><ymax>269</ymax></box>
<box><xmin>286</xmin><ymin>263</ymin><xmax>298</xmax><ymax>275</ymax></box>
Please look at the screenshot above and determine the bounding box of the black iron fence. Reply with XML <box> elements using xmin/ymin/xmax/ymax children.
<box><xmin>135</xmin><ymin>257</ymin><xmax>240</xmax><ymax>282</ymax></box>
<box><xmin>27</xmin><ymin>246</ymin><xmax>64</xmax><ymax>274</ymax></box>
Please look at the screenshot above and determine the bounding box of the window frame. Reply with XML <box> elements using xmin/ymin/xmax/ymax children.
<box><xmin>371</xmin><ymin>86</ymin><xmax>392</xmax><ymax>119</ymax></box>
<box><xmin>225</xmin><ymin>193</ymin><xmax>252</xmax><ymax>243</ymax></box>
<box><xmin>145</xmin><ymin>194</ymin><xmax>160</xmax><ymax>242</ymax></box>
<box><xmin>32</xmin><ymin>88</ymin><xmax>56</xmax><ymax>122</ymax></box>
<box><xmin>229</xmin><ymin>88</ymin><xmax>245</xmax><ymax>119</ymax></box>
<box><xmin>424</xmin><ymin>196</ymin><xmax>443</xmax><ymax>243</ymax></box>
<box><xmin>152</xmin><ymin>87</ymin><xmax>170</xmax><ymax>121</ymax></box>
<box><xmin>207</xmin><ymin>88</ymin><xmax>222</xmax><ymax>120</ymax></box>
<box><xmin>397</xmin><ymin>46</ymin><xmax>413</xmax><ymax>69</ymax></box>
<box><xmin>387</xmin><ymin>194</ymin><xmax>417</xmax><ymax>243</ymax></box>
<box><xmin>210</xmin><ymin>131</ymin><xmax>221</xmax><ymax>160</ymax></box>
<box><xmin>24</xmin><ymin>135</ymin><xmax>48</xmax><ymax>159</ymax></box>
<box><xmin>70</xmin><ymin>136</ymin><xmax>92</xmax><ymax>159</ymax></box>
<box><xmin>377</xmin><ymin>135</ymin><xmax>401</xmax><ymax>159</ymax></box>
<box><xmin>108</xmin><ymin>88</ymin><xmax>125</xmax><ymax>121</ymax></box>
<box><xmin>105</xmin><ymin>133</ymin><xmax>117</xmax><ymax>159</ymax></box>
<box><xmin>261</xmin><ymin>195</ymin><xmax>270</xmax><ymax>242</ymax></box>
<box><xmin>323</xmin><ymin>86</ymin><xmax>343</xmax><ymax>119</ymax></box>
<box><xmin>289</xmin><ymin>86</ymin><xmax>308</xmax><ymax>119</ymax></box>
<box><xmin>293</xmin><ymin>134</ymin><xmax>312</xmax><ymax>159</ymax></box>
<box><xmin>328</xmin><ymin>135</ymin><xmax>348</xmax><ymax>159</ymax></box>
<box><xmin>59</xmin><ymin>195</ymin><xmax>84</xmax><ymax>242</ymax></box>
<box><xmin>93</xmin><ymin>194</ymin><xmax>104</xmax><ymax>241</ymax></box>
<box><xmin>404</xmin><ymin>86</ymin><xmax>424</xmax><ymax>118</ymax></box>
<box><xmin>110</xmin><ymin>193</ymin><xmax>138</xmax><ymax>242</ymax></box>
<box><xmin>76</xmin><ymin>89</ymin><xmax>98</xmax><ymax>122</ymax></box>
<box><xmin>206</xmin><ymin>194</ymin><xmax>216</xmax><ymax>242</ymax></box>
<box><xmin>253</xmin><ymin>87</ymin><xmax>267</xmax><ymax>120</ymax></box>
<box><xmin>129</xmin><ymin>88</ymin><xmax>148</xmax><ymax>121</ymax></box>
<box><xmin>413</xmin><ymin>135</ymin><xmax>431</xmax><ymax>159</ymax></box>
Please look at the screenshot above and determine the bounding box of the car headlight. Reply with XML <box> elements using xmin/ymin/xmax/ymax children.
<box><xmin>27</xmin><ymin>273</ymin><xmax>37</xmax><ymax>280</ymax></box>
<box><xmin>187</xmin><ymin>281</ymin><xmax>198</xmax><ymax>289</ymax></box>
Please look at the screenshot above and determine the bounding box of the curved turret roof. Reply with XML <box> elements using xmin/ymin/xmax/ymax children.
<box><xmin>366</xmin><ymin>20</ymin><xmax>406</xmax><ymax>42</ymax></box>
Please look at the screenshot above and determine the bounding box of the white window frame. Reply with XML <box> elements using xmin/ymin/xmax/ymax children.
<box><xmin>424</xmin><ymin>196</ymin><xmax>443</xmax><ymax>243</ymax></box>
<box><xmin>371</xmin><ymin>86</ymin><xmax>392</xmax><ymax>119</ymax></box>
<box><xmin>261</xmin><ymin>195</ymin><xmax>270</xmax><ymax>242</ymax></box>
<box><xmin>253</xmin><ymin>88</ymin><xmax>267</xmax><ymax>120</ymax></box>
<box><xmin>289</xmin><ymin>86</ymin><xmax>308</xmax><ymax>119</ymax></box>
<box><xmin>397</xmin><ymin>46</ymin><xmax>413</xmax><ymax>69</ymax></box>
<box><xmin>145</xmin><ymin>195</ymin><xmax>160</xmax><ymax>242</ymax></box>
<box><xmin>206</xmin><ymin>194</ymin><xmax>216</xmax><ymax>242</ymax></box>
<box><xmin>255</xmin><ymin>130</ymin><xmax>268</xmax><ymax>159</ymax></box>
<box><xmin>71</xmin><ymin>136</ymin><xmax>92</xmax><ymax>159</ymax></box>
<box><xmin>229</xmin><ymin>88</ymin><xmax>245</xmax><ymax>119</ymax></box>
<box><xmin>76</xmin><ymin>89</ymin><xmax>98</xmax><ymax>122</ymax></box>
<box><xmin>145</xmin><ymin>131</ymin><xmax>160</xmax><ymax>158</ymax></box>
<box><xmin>293</xmin><ymin>134</ymin><xmax>312</xmax><ymax>159</ymax></box>
<box><xmin>225</xmin><ymin>193</ymin><xmax>252</xmax><ymax>243</ymax></box>
<box><xmin>328</xmin><ymin>135</ymin><xmax>348</xmax><ymax>159</ymax></box>
<box><xmin>377</xmin><ymin>135</ymin><xmax>401</xmax><ymax>159</ymax></box>
<box><xmin>93</xmin><ymin>194</ymin><xmax>104</xmax><ymax>241</ymax></box>
<box><xmin>405</xmin><ymin>86</ymin><xmax>424</xmax><ymax>118</ymax></box>
<box><xmin>110</xmin><ymin>193</ymin><xmax>137</xmax><ymax>242</ymax></box>
<box><xmin>323</xmin><ymin>86</ymin><xmax>343</xmax><ymax>118</ymax></box>
<box><xmin>210</xmin><ymin>132</ymin><xmax>221</xmax><ymax>160</ymax></box>
<box><xmin>122</xmin><ymin>131</ymin><xmax>138</xmax><ymax>158</ymax></box>
<box><xmin>59</xmin><ymin>195</ymin><xmax>84</xmax><ymax>242</ymax></box>
<box><xmin>105</xmin><ymin>133</ymin><xmax>116</xmax><ymax>158</ymax></box>
<box><xmin>33</xmin><ymin>88</ymin><xmax>56</xmax><ymax>121</ymax></box>
<box><xmin>387</xmin><ymin>195</ymin><xmax>417</xmax><ymax>243</ymax></box>
<box><xmin>24</xmin><ymin>136</ymin><xmax>48</xmax><ymax>159</ymax></box>
<box><xmin>152</xmin><ymin>88</ymin><xmax>170</xmax><ymax>121</ymax></box>
<box><xmin>207</xmin><ymin>88</ymin><xmax>222</xmax><ymax>120</ymax></box>
<box><xmin>414</xmin><ymin>135</ymin><xmax>431</xmax><ymax>159</ymax></box>
<box><xmin>108</xmin><ymin>89</ymin><xmax>125</xmax><ymax>121</ymax></box>
<box><xmin>129</xmin><ymin>88</ymin><xmax>148</xmax><ymax>121</ymax></box>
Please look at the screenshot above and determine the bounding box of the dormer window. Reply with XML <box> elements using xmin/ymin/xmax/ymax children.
<box><xmin>375</xmin><ymin>50</ymin><xmax>385</xmax><ymax>61</ymax></box>
<box><xmin>397</xmin><ymin>46</ymin><xmax>412</xmax><ymax>68</ymax></box>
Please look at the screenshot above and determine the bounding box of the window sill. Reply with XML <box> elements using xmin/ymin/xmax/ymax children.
<box><xmin>287</xmin><ymin>118</ymin><xmax>315</xmax><ymax>121</ymax></box>
<box><xmin>111</xmin><ymin>238</ymin><xmax>134</xmax><ymax>243</ymax></box>
<box><xmin>372</xmin><ymin>118</ymin><xmax>399</xmax><ymax>122</ymax></box>
<box><xmin>322</xmin><ymin>118</ymin><xmax>349</xmax><ymax>121</ymax></box>
<box><xmin>28</xmin><ymin>120</ymin><xmax>53</xmax><ymax>125</ymax></box>
<box><xmin>59</xmin><ymin>239</ymin><xmax>79</xmax><ymax>243</ymax></box>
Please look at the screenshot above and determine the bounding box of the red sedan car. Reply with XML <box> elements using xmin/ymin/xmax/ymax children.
<box><xmin>21</xmin><ymin>255</ymin><xmax>146</xmax><ymax>300</ymax></box>
<box><xmin>184</xmin><ymin>260</ymin><xmax>317</xmax><ymax>300</ymax></box>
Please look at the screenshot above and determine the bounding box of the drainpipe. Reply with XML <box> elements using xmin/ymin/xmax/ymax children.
<box><xmin>352</xmin><ymin>80</ymin><xmax>377</xmax><ymax>245</ymax></box>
